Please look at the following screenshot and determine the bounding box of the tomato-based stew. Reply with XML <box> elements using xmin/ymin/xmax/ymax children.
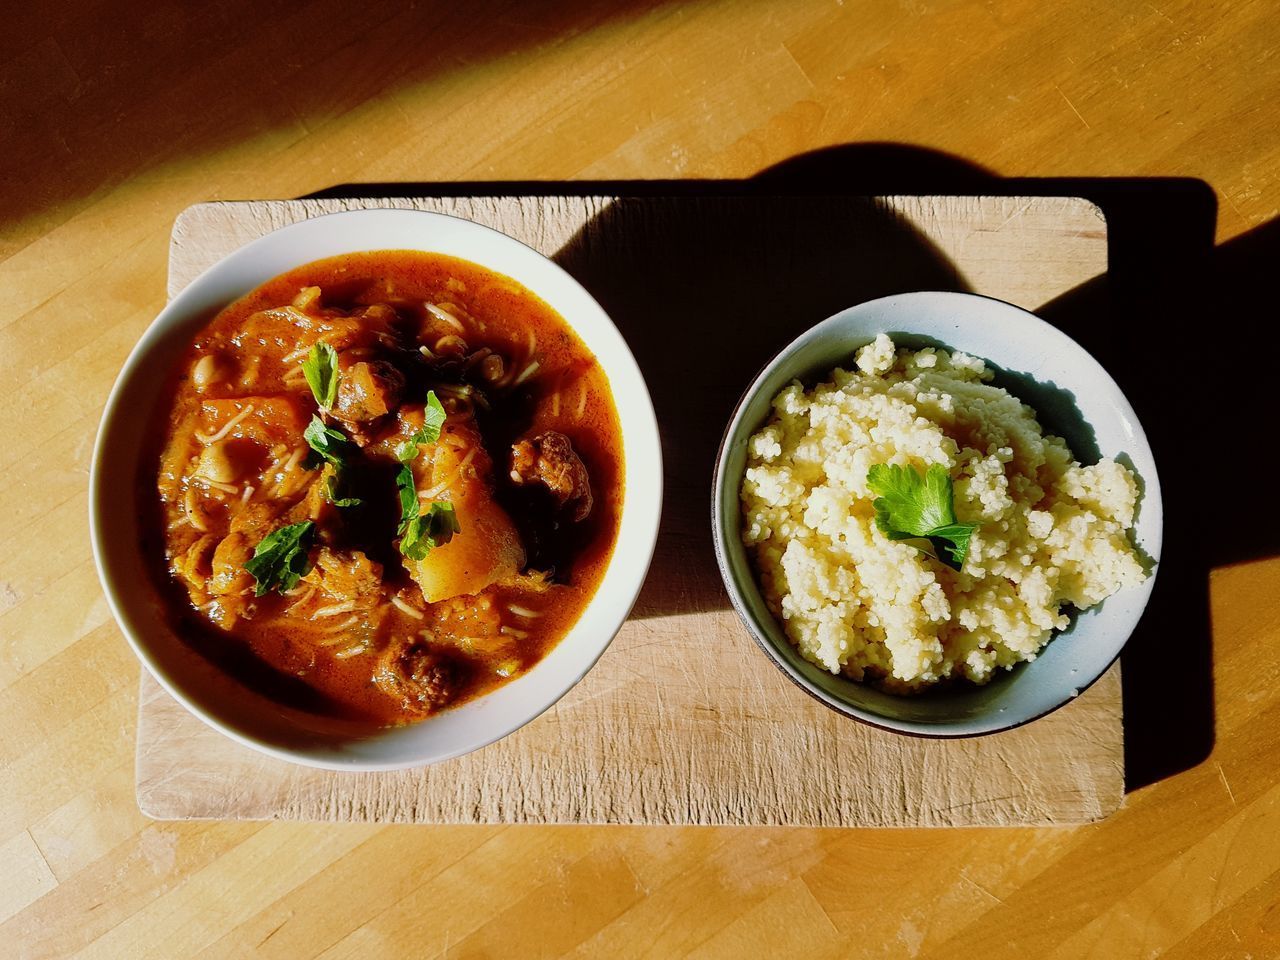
<box><xmin>150</xmin><ymin>251</ymin><xmax>623</xmax><ymax>725</ymax></box>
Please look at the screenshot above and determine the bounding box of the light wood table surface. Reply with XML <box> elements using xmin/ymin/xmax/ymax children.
<box><xmin>3</xmin><ymin>1</ymin><xmax>1279</xmax><ymax>957</ymax></box>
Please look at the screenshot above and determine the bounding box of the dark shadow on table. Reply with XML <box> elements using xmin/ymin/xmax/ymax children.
<box><xmin>311</xmin><ymin>141</ymin><xmax>1279</xmax><ymax>792</ymax></box>
<box><xmin>313</xmin><ymin>182</ymin><xmax>970</xmax><ymax>618</ymax></box>
<box><xmin>549</xmin><ymin>196</ymin><xmax>967</xmax><ymax>622</ymax></box>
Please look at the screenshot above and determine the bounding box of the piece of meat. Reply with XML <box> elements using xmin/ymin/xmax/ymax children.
<box><xmin>229</xmin><ymin>502</ymin><xmax>286</xmax><ymax>539</ymax></box>
<box><xmin>373</xmin><ymin>641</ymin><xmax>462</xmax><ymax>717</ymax></box>
<box><xmin>333</xmin><ymin>357</ymin><xmax>405</xmax><ymax>428</ymax></box>
<box><xmin>305</xmin><ymin>547</ymin><xmax>383</xmax><ymax>603</ymax></box>
<box><xmin>509</xmin><ymin>431</ymin><xmax>593</xmax><ymax>522</ymax></box>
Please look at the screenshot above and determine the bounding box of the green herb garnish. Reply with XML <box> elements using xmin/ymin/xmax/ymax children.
<box><xmin>394</xmin><ymin>392</ymin><xmax>447</xmax><ymax>462</ymax></box>
<box><xmin>302</xmin><ymin>341</ymin><xmax>339</xmax><ymax>411</ymax></box>
<box><xmin>322</xmin><ymin>473</ymin><xmax>362</xmax><ymax>508</ymax></box>
<box><xmin>400</xmin><ymin>502</ymin><xmax>461</xmax><ymax>562</ymax></box>
<box><xmin>394</xmin><ymin>461</ymin><xmax>459</xmax><ymax>560</ymax></box>
<box><xmin>242</xmin><ymin>521</ymin><xmax>315</xmax><ymax>596</ymax></box>
<box><xmin>394</xmin><ymin>463</ymin><xmax>419</xmax><ymax>535</ymax></box>
<box><xmin>303</xmin><ymin>416</ymin><xmax>361</xmax><ymax>507</ymax></box>
<box><xmin>303</xmin><ymin>415</ymin><xmax>354</xmax><ymax>467</ymax></box>
<box><xmin>866</xmin><ymin>463</ymin><xmax>978</xmax><ymax>571</ymax></box>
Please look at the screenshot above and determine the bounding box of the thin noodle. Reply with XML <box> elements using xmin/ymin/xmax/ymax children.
<box><xmin>333</xmin><ymin>643</ymin><xmax>369</xmax><ymax>659</ymax></box>
<box><xmin>420</xmin><ymin>447</ymin><xmax>477</xmax><ymax>499</ymax></box>
<box><xmin>203</xmin><ymin>479</ymin><xmax>239</xmax><ymax>495</ymax></box>
<box><xmin>282</xmin><ymin>341</ymin><xmax>316</xmax><ymax>363</ymax></box>
<box><xmin>506</xmin><ymin>604</ymin><xmax>541</xmax><ymax>619</ymax></box>
<box><xmin>318</xmin><ymin>614</ymin><xmax>360</xmax><ymax>633</ymax></box>
<box><xmin>513</xmin><ymin>361</ymin><xmax>540</xmax><ymax>386</ymax></box>
<box><xmin>269</xmin><ymin>447</ymin><xmax>306</xmax><ymax>495</ymax></box>
<box><xmin>286</xmin><ymin>585</ymin><xmax>317</xmax><ymax>613</ymax></box>
<box><xmin>391</xmin><ymin>595</ymin><xmax>425</xmax><ymax>619</ymax></box>
<box><xmin>312</xmin><ymin>600</ymin><xmax>357</xmax><ymax>618</ymax></box>
<box><xmin>195</xmin><ymin>402</ymin><xmax>256</xmax><ymax>445</ymax></box>
<box><xmin>550</xmin><ymin>389</ymin><xmax>560</xmax><ymax>417</ymax></box>
<box><xmin>526</xmin><ymin>329</ymin><xmax>537</xmax><ymax>355</ymax></box>
<box><xmin>240</xmin><ymin>485</ymin><xmax>255</xmax><ymax>504</ymax></box>
<box><xmin>500</xmin><ymin>626</ymin><xmax>530</xmax><ymax>639</ymax></box>
<box><xmin>575</xmin><ymin>381</ymin><xmax>588</xmax><ymax>420</ymax></box>
<box><xmin>426</xmin><ymin>303</ymin><xmax>466</xmax><ymax>332</ymax></box>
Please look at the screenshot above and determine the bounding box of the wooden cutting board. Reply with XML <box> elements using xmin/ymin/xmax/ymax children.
<box><xmin>136</xmin><ymin>194</ymin><xmax>1120</xmax><ymax>827</ymax></box>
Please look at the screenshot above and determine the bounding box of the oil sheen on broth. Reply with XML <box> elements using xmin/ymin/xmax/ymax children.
<box><xmin>150</xmin><ymin>251</ymin><xmax>623</xmax><ymax>726</ymax></box>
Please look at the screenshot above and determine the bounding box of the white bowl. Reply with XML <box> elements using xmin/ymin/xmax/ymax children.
<box><xmin>91</xmin><ymin>208</ymin><xmax>662</xmax><ymax>770</ymax></box>
<box><xmin>713</xmin><ymin>291</ymin><xmax>1162</xmax><ymax>736</ymax></box>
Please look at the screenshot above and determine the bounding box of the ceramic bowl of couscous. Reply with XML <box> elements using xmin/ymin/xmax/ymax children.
<box><xmin>711</xmin><ymin>291</ymin><xmax>1161</xmax><ymax>737</ymax></box>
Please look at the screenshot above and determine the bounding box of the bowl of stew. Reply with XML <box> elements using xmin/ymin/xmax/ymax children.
<box><xmin>91</xmin><ymin>208</ymin><xmax>662</xmax><ymax>769</ymax></box>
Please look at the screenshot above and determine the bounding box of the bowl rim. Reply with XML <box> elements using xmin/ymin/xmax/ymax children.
<box><xmin>711</xmin><ymin>289</ymin><xmax>1161</xmax><ymax>738</ymax></box>
<box><xmin>90</xmin><ymin>206</ymin><xmax>663</xmax><ymax>770</ymax></box>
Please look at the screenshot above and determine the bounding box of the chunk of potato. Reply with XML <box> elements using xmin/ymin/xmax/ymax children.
<box><xmin>405</xmin><ymin>419</ymin><xmax>524</xmax><ymax>603</ymax></box>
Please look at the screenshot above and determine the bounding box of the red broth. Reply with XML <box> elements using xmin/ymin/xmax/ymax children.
<box><xmin>148</xmin><ymin>251</ymin><xmax>623</xmax><ymax>725</ymax></box>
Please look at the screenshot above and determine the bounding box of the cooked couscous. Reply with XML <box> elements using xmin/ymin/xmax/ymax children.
<box><xmin>740</xmin><ymin>334</ymin><xmax>1147</xmax><ymax>691</ymax></box>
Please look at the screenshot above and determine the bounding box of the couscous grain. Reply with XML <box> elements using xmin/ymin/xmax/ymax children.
<box><xmin>740</xmin><ymin>334</ymin><xmax>1147</xmax><ymax>690</ymax></box>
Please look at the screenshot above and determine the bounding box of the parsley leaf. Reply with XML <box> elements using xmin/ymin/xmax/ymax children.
<box><xmin>242</xmin><ymin>521</ymin><xmax>315</xmax><ymax>596</ymax></box>
<box><xmin>394</xmin><ymin>460</ymin><xmax>460</xmax><ymax>561</ymax></box>
<box><xmin>303</xmin><ymin>415</ymin><xmax>354</xmax><ymax>467</ymax></box>
<box><xmin>393</xmin><ymin>392</ymin><xmax>447</xmax><ymax>462</ymax></box>
<box><xmin>303</xmin><ymin>416</ymin><xmax>361</xmax><ymax>508</ymax></box>
<box><xmin>866</xmin><ymin>463</ymin><xmax>978</xmax><ymax>572</ymax></box>
<box><xmin>302</xmin><ymin>341</ymin><xmax>339</xmax><ymax>411</ymax></box>
<box><xmin>322</xmin><ymin>472</ymin><xmax>362</xmax><ymax>508</ymax></box>
<box><xmin>394</xmin><ymin>463</ymin><xmax>418</xmax><ymax>536</ymax></box>
<box><xmin>400</xmin><ymin>502</ymin><xmax>461</xmax><ymax>562</ymax></box>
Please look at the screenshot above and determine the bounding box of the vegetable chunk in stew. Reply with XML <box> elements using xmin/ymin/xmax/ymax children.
<box><xmin>150</xmin><ymin>251</ymin><xmax>623</xmax><ymax>725</ymax></box>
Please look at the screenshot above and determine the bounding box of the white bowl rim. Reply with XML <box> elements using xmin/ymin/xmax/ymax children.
<box><xmin>712</xmin><ymin>289</ymin><xmax>1162</xmax><ymax>738</ymax></box>
<box><xmin>90</xmin><ymin>206</ymin><xmax>663</xmax><ymax>770</ymax></box>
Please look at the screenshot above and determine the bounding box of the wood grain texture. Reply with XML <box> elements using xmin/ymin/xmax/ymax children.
<box><xmin>136</xmin><ymin>195</ymin><xmax>1120</xmax><ymax>827</ymax></box>
<box><xmin>5</xmin><ymin>0</ymin><xmax>1280</xmax><ymax>954</ymax></box>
